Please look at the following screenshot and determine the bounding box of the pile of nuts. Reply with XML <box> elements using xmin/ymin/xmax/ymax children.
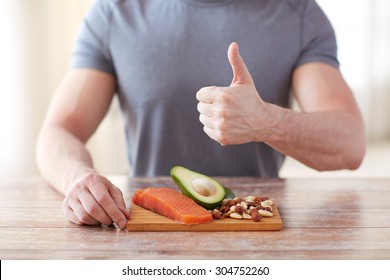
<box><xmin>211</xmin><ymin>196</ymin><xmax>274</xmax><ymax>222</ymax></box>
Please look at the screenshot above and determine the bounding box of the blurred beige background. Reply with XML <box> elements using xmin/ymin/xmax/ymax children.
<box><xmin>1</xmin><ymin>0</ymin><xmax>389</xmax><ymax>179</ymax></box>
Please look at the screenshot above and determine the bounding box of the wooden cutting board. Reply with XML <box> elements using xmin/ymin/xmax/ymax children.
<box><xmin>127</xmin><ymin>204</ymin><xmax>283</xmax><ymax>231</ymax></box>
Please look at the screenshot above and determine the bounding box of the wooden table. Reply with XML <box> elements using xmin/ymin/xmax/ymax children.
<box><xmin>1</xmin><ymin>176</ymin><xmax>389</xmax><ymax>259</ymax></box>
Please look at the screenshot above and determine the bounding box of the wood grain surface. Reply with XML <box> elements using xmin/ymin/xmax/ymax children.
<box><xmin>127</xmin><ymin>204</ymin><xmax>283</xmax><ymax>231</ymax></box>
<box><xmin>1</xmin><ymin>176</ymin><xmax>390</xmax><ymax>259</ymax></box>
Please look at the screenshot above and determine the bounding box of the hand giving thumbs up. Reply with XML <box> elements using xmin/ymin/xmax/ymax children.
<box><xmin>196</xmin><ymin>42</ymin><xmax>272</xmax><ymax>145</ymax></box>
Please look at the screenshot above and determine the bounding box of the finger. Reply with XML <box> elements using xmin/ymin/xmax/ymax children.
<box><xmin>203</xmin><ymin>126</ymin><xmax>218</xmax><ymax>142</ymax></box>
<box><xmin>203</xmin><ymin>125</ymin><xmax>228</xmax><ymax>146</ymax></box>
<box><xmin>71</xmin><ymin>200</ymin><xmax>101</xmax><ymax>226</ymax></box>
<box><xmin>79</xmin><ymin>190</ymin><xmax>112</xmax><ymax>226</ymax></box>
<box><xmin>196</xmin><ymin>86</ymin><xmax>219</xmax><ymax>103</ymax></box>
<box><xmin>90</xmin><ymin>186</ymin><xmax>128</xmax><ymax>229</ymax></box>
<box><xmin>121</xmin><ymin>208</ymin><xmax>130</xmax><ymax>220</ymax></box>
<box><xmin>108</xmin><ymin>185</ymin><xmax>130</xmax><ymax>219</ymax></box>
<box><xmin>63</xmin><ymin>198</ymin><xmax>88</xmax><ymax>225</ymax></box>
<box><xmin>199</xmin><ymin>114</ymin><xmax>215</xmax><ymax>129</ymax></box>
<box><xmin>66</xmin><ymin>211</ymin><xmax>82</xmax><ymax>226</ymax></box>
<box><xmin>228</xmin><ymin>42</ymin><xmax>254</xmax><ymax>86</ymax></box>
<box><xmin>197</xmin><ymin>102</ymin><xmax>214</xmax><ymax>117</ymax></box>
<box><xmin>63</xmin><ymin>204</ymin><xmax>82</xmax><ymax>225</ymax></box>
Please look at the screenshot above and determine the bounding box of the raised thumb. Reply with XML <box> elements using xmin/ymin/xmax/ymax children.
<box><xmin>228</xmin><ymin>42</ymin><xmax>254</xmax><ymax>86</ymax></box>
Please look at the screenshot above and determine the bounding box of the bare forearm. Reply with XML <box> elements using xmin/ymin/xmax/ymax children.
<box><xmin>36</xmin><ymin>126</ymin><xmax>96</xmax><ymax>195</ymax></box>
<box><xmin>35</xmin><ymin>70</ymin><xmax>129</xmax><ymax>228</ymax></box>
<box><xmin>264</xmin><ymin>104</ymin><xmax>366</xmax><ymax>171</ymax></box>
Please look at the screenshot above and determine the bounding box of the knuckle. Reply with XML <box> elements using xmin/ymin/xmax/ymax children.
<box><xmin>220</xmin><ymin>138</ymin><xmax>230</xmax><ymax>146</ymax></box>
<box><xmin>79</xmin><ymin>172</ymin><xmax>97</xmax><ymax>185</ymax></box>
<box><xmin>63</xmin><ymin>193</ymin><xmax>78</xmax><ymax>208</ymax></box>
<box><xmin>70</xmin><ymin>177</ymin><xmax>93</xmax><ymax>193</ymax></box>
<box><xmin>62</xmin><ymin>202</ymin><xmax>72</xmax><ymax>216</ymax></box>
<box><xmin>68</xmin><ymin>182</ymin><xmax>82</xmax><ymax>193</ymax></box>
<box><xmin>78</xmin><ymin>212</ymin><xmax>91</xmax><ymax>224</ymax></box>
<box><xmin>219</xmin><ymin>137</ymin><xmax>228</xmax><ymax>145</ymax></box>
<box><xmin>95</xmin><ymin>194</ymin><xmax>110</xmax><ymax>205</ymax></box>
<box><xmin>85</xmin><ymin>171</ymin><xmax>98</xmax><ymax>181</ymax></box>
<box><xmin>84</xmin><ymin>203</ymin><xmax>99</xmax><ymax>217</ymax></box>
<box><xmin>77</xmin><ymin>172</ymin><xmax>107</xmax><ymax>189</ymax></box>
<box><xmin>214</xmin><ymin>129</ymin><xmax>229</xmax><ymax>145</ymax></box>
<box><xmin>215</xmin><ymin>119</ymin><xmax>226</xmax><ymax>131</ymax></box>
<box><xmin>219</xmin><ymin>136</ymin><xmax>230</xmax><ymax>145</ymax></box>
<box><xmin>219</xmin><ymin>92</ymin><xmax>231</xmax><ymax>104</ymax></box>
<box><xmin>62</xmin><ymin>200</ymin><xmax>72</xmax><ymax>215</ymax></box>
<box><xmin>217</xmin><ymin>109</ymin><xmax>228</xmax><ymax>119</ymax></box>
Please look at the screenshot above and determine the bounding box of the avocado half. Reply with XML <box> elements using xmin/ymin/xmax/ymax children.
<box><xmin>170</xmin><ymin>166</ymin><xmax>227</xmax><ymax>210</ymax></box>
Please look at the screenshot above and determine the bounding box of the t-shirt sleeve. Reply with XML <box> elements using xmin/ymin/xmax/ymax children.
<box><xmin>70</xmin><ymin>0</ymin><xmax>116</xmax><ymax>76</ymax></box>
<box><xmin>295</xmin><ymin>0</ymin><xmax>339</xmax><ymax>69</ymax></box>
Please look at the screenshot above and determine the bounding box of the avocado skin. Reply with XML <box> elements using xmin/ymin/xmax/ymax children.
<box><xmin>170</xmin><ymin>166</ymin><xmax>225</xmax><ymax>210</ymax></box>
<box><xmin>223</xmin><ymin>186</ymin><xmax>236</xmax><ymax>199</ymax></box>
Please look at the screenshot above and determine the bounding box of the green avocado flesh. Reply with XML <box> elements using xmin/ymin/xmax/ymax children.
<box><xmin>170</xmin><ymin>166</ymin><xmax>226</xmax><ymax>210</ymax></box>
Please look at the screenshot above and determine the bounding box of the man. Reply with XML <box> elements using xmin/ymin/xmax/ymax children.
<box><xmin>36</xmin><ymin>0</ymin><xmax>366</xmax><ymax>229</ymax></box>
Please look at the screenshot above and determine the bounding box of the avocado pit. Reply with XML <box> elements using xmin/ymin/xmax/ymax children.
<box><xmin>191</xmin><ymin>178</ymin><xmax>216</xmax><ymax>197</ymax></box>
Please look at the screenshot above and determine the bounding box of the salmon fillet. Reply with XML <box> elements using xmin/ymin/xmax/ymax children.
<box><xmin>132</xmin><ymin>187</ymin><xmax>213</xmax><ymax>225</ymax></box>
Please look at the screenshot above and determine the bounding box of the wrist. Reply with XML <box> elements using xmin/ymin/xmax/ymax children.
<box><xmin>256</xmin><ymin>103</ymin><xmax>290</xmax><ymax>144</ymax></box>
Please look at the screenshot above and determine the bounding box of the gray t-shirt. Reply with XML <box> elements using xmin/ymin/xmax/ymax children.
<box><xmin>71</xmin><ymin>0</ymin><xmax>338</xmax><ymax>177</ymax></box>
